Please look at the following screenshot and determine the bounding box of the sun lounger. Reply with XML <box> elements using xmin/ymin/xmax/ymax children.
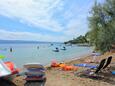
<box><xmin>76</xmin><ymin>56</ymin><xmax>114</xmax><ymax>80</ymax></box>
<box><xmin>75</xmin><ymin>56</ymin><xmax>112</xmax><ymax>69</ymax></box>
<box><xmin>94</xmin><ymin>59</ymin><xmax>106</xmax><ymax>74</ymax></box>
<box><xmin>76</xmin><ymin>59</ymin><xmax>106</xmax><ymax>78</ymax></box>
<box><xmin>102</xmin><ymin>56</ymin><xmax>112</xmax><ymax>69</ymax></box>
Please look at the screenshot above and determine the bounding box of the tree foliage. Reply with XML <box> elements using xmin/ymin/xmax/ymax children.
<box><xmin>64</xmin><ymin>35</ymin><xmax>88</xmax><ymax>44</ymax></box>
<box><xmin>88</xmin><ymin>0</ymin><xmax>115</xmax><ymax>53</ymax></box>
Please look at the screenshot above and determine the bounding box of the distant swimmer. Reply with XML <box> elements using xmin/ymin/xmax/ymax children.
<box><xmin>10</xmin><ymin>47</ymin><xmax>13</xmax><ymax>52</ymax></box>
<box><xmin>56</xmin><ymin>47</ymin><xmax>59</xmax><ymax>52</ymax></box>
<box><xmin>51</xmin><ymin>44</ymin><xmax>53</xmax><ymax>46</ymax></box>
<box><xmin>37</xmin><ymin>46</ymin><xmax>39</xmax><ymax>49</ymax></box>
<box><xmin>63</xmin><ymin>46</ymin><xmax>66</xmax><ymax>49</ymax></box>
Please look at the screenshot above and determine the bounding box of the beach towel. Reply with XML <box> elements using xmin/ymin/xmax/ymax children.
<box><xmin>0</xmin><ymin>60</ymin><xmax>11</xmax><ymax>77</ymax></box>
<box><xmin>112</xmin><ymin>71</ymin><xmax>115</xmax><ymax>75</ymax></box>
<box><xmin>74</xmin><ymin>64</ymin><xmax>97</xmax><ymax>69</ymax></box>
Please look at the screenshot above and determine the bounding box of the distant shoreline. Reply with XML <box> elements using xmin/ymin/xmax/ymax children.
<box><xmin>0</xmin><ymin>40</ymin><xmax>63</xmax><ymax>44</ymax></box>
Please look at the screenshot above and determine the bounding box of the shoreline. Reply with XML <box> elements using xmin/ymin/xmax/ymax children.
<box><xmin>63</xmin><ymin>53</ymin><xmax>92</xmax><ymax>64</ymax></box>
<box><xmin>45</xmin><ymin>52</ymin><xmax>92</xmax><ymax>67</ymax></box>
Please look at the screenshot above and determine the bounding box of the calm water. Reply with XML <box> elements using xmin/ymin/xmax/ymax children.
<box><xmin>0</xmin><ymin>43</ymin><xmax>92</xmax><ymax>67</ymax></box>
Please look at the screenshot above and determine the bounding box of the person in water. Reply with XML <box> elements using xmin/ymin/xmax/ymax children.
<box><xmin>63</xmin><ymin>47</ymin><xmax>66</xmax><ymax>50</ymax></box>
<box><xmin>55</xmin><ymin>47</ymin><xmax>59</xmax><ymax>52</ymax></box>
<box><xmin>37</xmin><ymin>46</ymin><xmax>39</xmax><ymax>49</ymax></box>
<box><xmin>61</xmin><ymin>46</ymin><xmax>66</xmax><ymax>50</ymax></box>
<box><xmin>51</xmin><ymin>44</ymin><xmax>53</xmax><ymax>46</ymax></box>
<box><xmin>10</xmin><ymin>47</ymin><xmax>13</xmax><ymax>52</ymax></box>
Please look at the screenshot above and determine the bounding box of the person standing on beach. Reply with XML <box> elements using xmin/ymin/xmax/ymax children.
<box><xmin>92</xmin><ymin>51</ymin><xmax>101</xmax><ymax>62</ymax></box>
<box><xmin>92</xmin><ymin>51</ymin><xmax>96</xmax><ymax>62</ymax></box>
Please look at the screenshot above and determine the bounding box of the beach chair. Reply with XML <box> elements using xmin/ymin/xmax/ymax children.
<box><xmin>74</xmin><ymin>56</ymin><xmax>113</xmax><ymax>69</ymax></box>
<box><xmin>94</xmin><ymin>59</ymin><xmax>106</xmax><ymax>74</ymax></box>
<box><xmin>102</xmin><ymin>56</ymin><xmax>112</xmax><ymax>69</ymax></box>
<box><xmin>76</xmin><ymin>59</ymin><xmax>106</xmax><ymax>78</ymax></box>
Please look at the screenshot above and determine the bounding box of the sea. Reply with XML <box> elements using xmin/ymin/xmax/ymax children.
<box><xmin>0</xmin><ymin>42</ymin><xmax>92</xmax><ymax>68</ymax></box>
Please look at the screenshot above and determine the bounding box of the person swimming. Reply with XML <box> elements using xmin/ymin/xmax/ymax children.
<box><xmin>51</xmin><ymin>44</ymin><xmax>53</xmax><ymax>46</ymax></box>
<box><xmin>10</xmin><ymin>47</ymin><xmax>13</xmax><ymax>52</ymax></box>
<box><xmin>37</xmin><ymin>46</ymin><xmax>39</xmax><ymax>49</ymax></box>
<box><xmin>63</xmin><ymin>47</ymin><xmax>66</xmax><ymax>50</ymax></box>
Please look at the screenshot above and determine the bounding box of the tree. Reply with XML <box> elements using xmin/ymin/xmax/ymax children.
<box><xmin>64</xmin><ymin>35</ymin><xmax>88</xmax><ymax>44</ymax></box>
<box><xmin>88</xmin><ymin>0</ymin><xmax>115</xmax><ymax>53</ymax></box>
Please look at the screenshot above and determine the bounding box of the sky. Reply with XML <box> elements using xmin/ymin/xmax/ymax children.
<box><xmin>0</xmin><ymin>0</ymin><xmax>105</xmax><ymax>42</ymax></box>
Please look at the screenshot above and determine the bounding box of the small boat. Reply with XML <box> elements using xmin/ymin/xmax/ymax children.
<box><xmin>53</xmin><ymin>47</ymin><xmax>59</xmax><ymax>52</ymax></box>
<box><xmin>61</xmin><ymin>47</ymin><xmax>66</xmax><ymax>50</ymax></box>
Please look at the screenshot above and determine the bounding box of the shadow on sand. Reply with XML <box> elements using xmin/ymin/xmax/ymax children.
<box><xmin>24</xmin><ymin>79</ymin><xmax>46</xmax><ymax>86</ymax></box>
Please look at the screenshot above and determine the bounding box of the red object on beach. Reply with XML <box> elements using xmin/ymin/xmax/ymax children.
<box><xmin>59</xmin><ymin>64</ymin><xmax>66</xmax><ymax>68</ymax></box>
<box><xmin>51</xmin><ymin>60</ymin><xmax>59</xmax><ymax>67</ymax></box>
<box><xmin>63</xmin><ymin>66</ymin><xmax>73</xmax><ymax>71</ymax></box>
<box><xmin>4</xmin><ymin>61</ymin><xmax>19</xmax><ymax>74</ymax></box>
<box><xmin>63</xmin><ymin>66</ymin><xmax>78</xmax><ymax>71</ymax></box>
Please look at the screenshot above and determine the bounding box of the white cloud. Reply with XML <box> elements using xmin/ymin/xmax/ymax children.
<box><xmin>63</xmin><ymin>17</ymin><xmax>88</xmax><ymax>38</ymax></box>
<box><xmin>0</xmin><ymin>29</ymin><xmax>69</xmax><ymax>42</ymax></box>
<box><xmin>0</xmin><ymin>0</ymin><xmax>64</xmax><ymax>32</ymax></box>
<box><xmin>0</xmin><ymin>0</ymin><xmax>96</xmax><ymax>41</ymax></box>
<box><xmin>61</xmin><ymin>0</ymin><xmax>93</xmax><ymax>38</ymax></box>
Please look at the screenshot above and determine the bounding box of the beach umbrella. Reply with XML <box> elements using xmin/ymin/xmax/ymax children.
<box><xmin>0</xmin><ymin>55</ymin><xmax>5</xmax><ymax>59</ymax></box>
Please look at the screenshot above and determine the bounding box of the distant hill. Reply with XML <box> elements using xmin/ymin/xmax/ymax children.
<box><xmin>0</xmin><ymin>40</ymin><xmax>62</xmax><ymax>44</ymax></box>
<box><xmin>64</xmin><ymin>35</ymin><xmax>89</xmax><ymax>44</ymax></box>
